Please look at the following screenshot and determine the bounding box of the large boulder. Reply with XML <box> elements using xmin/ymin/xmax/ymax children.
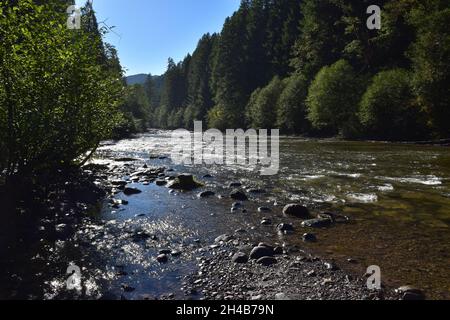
<box><xmin>167</xmin><ymin>174</ymin><xmax>202</xmax><ymax>190</ymax></box>
<box><xmin>282</xmin><ymin>204</ymin><xmax>311</xmax><ymax>219</ymax></box>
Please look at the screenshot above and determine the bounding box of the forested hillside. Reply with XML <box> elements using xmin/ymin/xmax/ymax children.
<box><xmin>129</xmin><ymin>0</ymin><xmax>449</xmax><ymax>140</ymax></box>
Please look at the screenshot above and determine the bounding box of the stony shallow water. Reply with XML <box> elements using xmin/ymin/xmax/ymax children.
<box><xmin>90</xmin><ymin>131</ymin><xmax>450</xmax><ymax>299</ymax></box>
<box><xmin>2</xmin><ymin>131</ymin><xmax>448</xmax><ymax>299</ymax></box>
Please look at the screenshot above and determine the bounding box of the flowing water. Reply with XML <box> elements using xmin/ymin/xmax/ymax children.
<box><xmin>2</xmin><ymin>131</ymin><xmax>449</xmax><ymax>299</ymax></box>
<box><xmin>94</xmin><ymin>131</ymin><xmax>450</xmax><ymax>299</ymax></box>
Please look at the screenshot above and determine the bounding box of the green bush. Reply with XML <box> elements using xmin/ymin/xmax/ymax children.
<box><xmin>0</xmin><ymin>0</ymin><xmax>123</xmax><ymax>176</ymax></box>
<box><xmin>359</xmin><ymin>69</ymin><xmax>428</xmax><ymax>140</ymax></box>
<box><xmin>306</xmin><ymin>60</ymin><xmax>364</xmax><ymax>137</ymax></box>
<box><xmin>246</xmin><ymin>76</ymin><xmax>285</xmax><ymax>129</ymax></box>
<box><xmin>276</xmin><ymin>74</ymin><xmax>310</xmax><ymax>134</ymax></box>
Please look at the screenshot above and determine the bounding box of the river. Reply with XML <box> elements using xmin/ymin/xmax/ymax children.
<box><xmin>2</xmin><ymin>130</ymin><xmax>449</xmax><ymax>300</ymax></box>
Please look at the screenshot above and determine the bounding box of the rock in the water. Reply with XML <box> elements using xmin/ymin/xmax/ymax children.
<box><xmin>232</xmin><ymin>202</ymin><xmax>242</xmax><ymax>208</ymax></box>
<box><xmin>158</xmin><ymin>249</ymin><xmax>172</xmax><ymax>255</ymax></box>
<box><xmin>230</xmin><ymin>190</ymin><xmax>248</xmax><ymax>201</ymax></box>
<box><xmin>249</xmin><ymin>246</ymin><xmax>274</xmax><ymax>260</ymax></box>
<box><xmin>167</xmin><ymin>174</ymin><xmax>202</xmax><ymax>190</ymax></box>
<box><xmin>277</xmin><ymin>223</ymin><xmax>295</xmax><ymax>232</ymax></box>
<box><xmin>203</xmin><ymin>174</ymin><xmax>213</xmax><ymax>178</ymax></box>
<box><xmin>256</xmin><ymin>256</ymin><xmax>277</xmax><ymax>266</ymax></box>
<box><xmin>283</xmin><ymin>204</ymin><xmax>310</xmax><ymax>219</ymax></box>
<box><xmin>324</xmin><ymin>262</ymin><xmax>338</xmax><ymax>271</ymax></box>
<box><xmin>156</xmin><ymin>254</ymin><xmax>169</xmax><ymax>263</ymax></box>
<box><xmin>301</xmin><ymin>218</ymin><xmax>332</xmax><ymax>228</ymax></box>
<box><xmin>198</xmin><ymin>191</ymin><xmax>215</xmax><ymax>198</ymax></box>
<box><xmin>303</xmin><ymin>233</ymin><xmax>317</xmax><ymax>242</ymax></box>
<box><xmin>232</xmin><ymin>252</ymin><xmax>248</xmax><ymax>264</ymax></box>
<box><xmin>261</xmin><ymin>218</ymin><xmax>272</xmax><ymax>226</ymax></box>
<box><xmin>229</xmin><ymin>182</ymin><xmax>242</xmax><ymax>188</ymax></box>
<box><xmin>155</xmin><ymin>180</ymin><xmax>167</xmax><ymax>186</ymax></box>
<box><xmin>247</xmin><ymin>188</ymin><xmax>266</xmax><ymax>194</ymax></box>
<box><xmin>123</xmin><ymin>187</ymin><xmax>142</xmax><ymax>196</ymax></box>
<box><xmin>396</xmin><ymin>286</ymin><xmax>425</xmax><ymax>300</ymax></box>
<box><xmin>258</xmin><ymin>207</ymin><xmax>271</xmax><ymax>213</ymax></box>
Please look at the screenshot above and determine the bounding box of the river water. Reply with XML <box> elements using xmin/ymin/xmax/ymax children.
<box><xmin>90</xmin><ymin>131</ymin><xmax>450</xmax><ymax>299</ymax></box>
<box><xmin>3</xmin><ymin>131</ymin><xmax>448</xmax><ymax>300</ymax></box>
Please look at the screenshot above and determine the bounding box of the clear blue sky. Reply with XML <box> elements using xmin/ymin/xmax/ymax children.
<box><xmin>75</xmin><ymin>0</ymin><xmax>241</xmax><ymax>76</ymax></box>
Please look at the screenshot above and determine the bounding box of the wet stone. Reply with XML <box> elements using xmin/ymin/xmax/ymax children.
<box><xmin>283</xmin><ymin>204</ymin><xmax>310</xmax><ymax>219</ymax></box>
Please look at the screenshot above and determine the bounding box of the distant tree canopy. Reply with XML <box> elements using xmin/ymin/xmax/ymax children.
<box><xmin>123</xmin><ymin>0</ymin><xmax>450</xmax><ymax>141</ymax></box>
<box><xmin>0</xmin><ymin>0</ymin><xmax>124</xmax><ymax>178</ymax></box>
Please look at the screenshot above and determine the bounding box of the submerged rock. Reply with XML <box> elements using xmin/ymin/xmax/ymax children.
<box><xmin>282</xmin><ymin>204</ymin><xmax>310</xmax><ymax>219</ymax></box>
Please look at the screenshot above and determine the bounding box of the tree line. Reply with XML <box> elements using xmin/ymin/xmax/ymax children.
<box><xmin>129</xmin><ymin>0</ymin><xmax>449</xmax><ymax>141</ymax></box>
<box><xmin>0</xmin><ymin>0</ymin><xmax>125</xmax><ymax>180</ymax></box>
